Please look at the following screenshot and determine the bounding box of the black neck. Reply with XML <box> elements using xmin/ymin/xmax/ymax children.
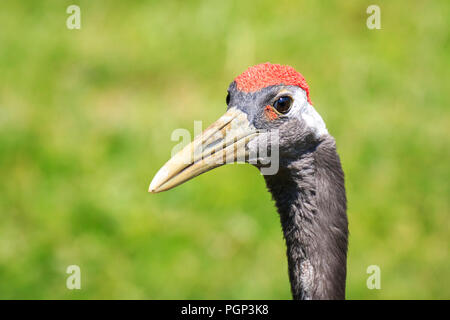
<box><xmin>263</xmin><ymin>137</ymin><xmax>348</xmax><ymax>300</ymax></box>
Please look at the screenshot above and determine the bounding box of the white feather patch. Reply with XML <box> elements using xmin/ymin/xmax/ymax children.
<box><xmin>292</xmin><ymin>90</ymin><xmax>328</xmax><ymax>138</ymax></box>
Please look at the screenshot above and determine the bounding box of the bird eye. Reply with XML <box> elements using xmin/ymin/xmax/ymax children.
<box><xmin>273</xmin><ymin>96</ymin><xmax>292</xmax><ymax>114</ymax></box>
<box><xmin>226</xmin><ymin>92</ymin><xmax>231</xmax><ymax>105</ymax></box>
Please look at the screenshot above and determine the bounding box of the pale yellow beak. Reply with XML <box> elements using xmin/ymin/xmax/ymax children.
<box><xmin>149</xmin><ymin>108</ymin><xmax>258</xmax><ymax>193</ymax></box>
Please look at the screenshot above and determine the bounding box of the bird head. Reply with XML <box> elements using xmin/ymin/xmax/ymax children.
<box><xmin>149</xmin><ymin>63</ymin><xmax>328</xmax><ymax>193</ymax></box>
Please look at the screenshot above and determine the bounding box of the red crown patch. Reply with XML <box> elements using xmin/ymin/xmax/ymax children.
<box><xmin>234</xmin><ymin>63</ymin><xmax>312</xmax><ymax>104</ymax></box>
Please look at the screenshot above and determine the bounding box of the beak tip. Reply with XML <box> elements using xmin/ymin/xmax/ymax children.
<box><xmin>148</xmin><ymin>167</ymin><xmax>170</xmax><ymax>194</ymax></box>
<box><xmin>148</xmin><ymin>180</ymin><xmax>159</xmax><ymax>193</ymax></box>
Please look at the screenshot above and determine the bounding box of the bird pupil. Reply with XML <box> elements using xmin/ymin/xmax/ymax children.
<box><xmin>274</xmin><ymin>96</ymin><xmax>292</xmax><ymax>113</ymax></box>
<box><xmin>226</xmin><ymin>93</ymin><xmax>230</xmax><ymax>105</ymax></box>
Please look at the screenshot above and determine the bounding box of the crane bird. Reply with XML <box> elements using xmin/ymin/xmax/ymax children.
<box><xmin>149</xmin><ymin>63</ymin><xmax>348</xmax><ymax>300</ymax></box>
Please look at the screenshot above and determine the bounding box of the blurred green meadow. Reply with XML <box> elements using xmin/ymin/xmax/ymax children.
<box><xmin>0</xmin><ymin>0</ymin><xmax>449</xmax><ymax>299</ymax></box>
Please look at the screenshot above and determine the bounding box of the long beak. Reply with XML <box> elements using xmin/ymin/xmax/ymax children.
<box><xmin>149</xmin><ymin>108</ymin><xmax>258</xmax><ymax>193</ymax></box>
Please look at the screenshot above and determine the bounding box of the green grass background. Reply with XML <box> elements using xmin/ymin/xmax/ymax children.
<box><xmin>0</xmin><ymin>0</ymin><xmax>449</xmax><ymax>299</ymax></box>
